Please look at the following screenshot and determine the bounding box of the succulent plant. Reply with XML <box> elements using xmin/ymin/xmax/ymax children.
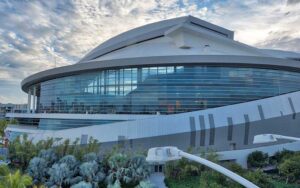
<box><xmin>27</xmin><ymin>157</ymin><xmax>48</xmax><ymax>185</ymax></box>
<box><xmin>71</xmin><ymin>181</ymin><xmax>92</xmax><ymax>188</ymax></box>
<box><xmin>79</xmin><ymin>161</ymin><xmax>106</xmax><ymax>187</ymax></box>
<box><xmin>38</xmin><ymin>148</ymin><xmax>58</xmax><ymax>165</ymax></box>
<box><xmin>135</xmin><ymin>180</ymin><xmax>155</xmax><ymax>188</ymax></box>
<box><xmin>107</xmin><ymin>179</ymin><xmax>121</xmax><ymax>188</ymax></box>
<box><xmin>82</xmin><ymin>152</ymin><xmax>97</xmax><ymax>162</ymax></box>
<box><xmin>47</xmin><ymin>163</ymin><xmax>71</xmax><ymax>187</ymax></box>
<box><xmin>106</xmin><ymin>153</ymin><xmax>150</xmax><ymax>186</ymax></box>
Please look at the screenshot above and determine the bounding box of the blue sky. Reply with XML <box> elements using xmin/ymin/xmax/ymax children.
<box><xmin>0</xmin><ymin>0</ymin><xmax>300</xmax><ymax>103</ymax></box>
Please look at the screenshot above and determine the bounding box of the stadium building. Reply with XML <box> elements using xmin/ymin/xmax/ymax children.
<box><xmin>6</xmin><ymin>16</ymin><xmax>300</xmax><ymax>166</ymax></box>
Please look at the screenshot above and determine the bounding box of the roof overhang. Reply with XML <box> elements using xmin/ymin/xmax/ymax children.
<box><xmin>22</xmin><ymin>55</ymin><xmax>300</xmax><ymax>93</ymax></box>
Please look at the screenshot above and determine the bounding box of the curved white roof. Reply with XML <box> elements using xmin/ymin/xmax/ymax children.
<box><xmin>21</xmin><ymin>16</ymin><xmax>300</xmax><ymax>93</ymax></box>
<box><xmin>78</xmin><ymin>15</ymin><xmax>234</xmax><ymax>63</ymax></box>
<box><xmin>79</xmin><ymin>15</ymin><xmax>300</xmax><ymax>63</ymax></box>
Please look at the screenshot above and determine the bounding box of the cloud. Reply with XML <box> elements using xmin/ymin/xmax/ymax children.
<box><xmin>287</xmin><ymin>0</ymin><xmax>300</xmax><ymax>5</ymax></box>
<box><xmin>0</xmin><ymin>0</ymin><xmax>299</xmax><ymax>103</ymax></box>
<box><xmin>0</xmin><ymin>80</ymin><xmax>24</xmax><ymax>104</ymax></box>
<box><xmin>204</xmin><ymin>0</ymin><xmax>300</xmax><ymax>51</ymax></box>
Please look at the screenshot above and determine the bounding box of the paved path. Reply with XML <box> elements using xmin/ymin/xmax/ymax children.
<box><xmin>149</xmin><ymin>173</ymin><xmax>168</xmax><ymax>188</ymax></box>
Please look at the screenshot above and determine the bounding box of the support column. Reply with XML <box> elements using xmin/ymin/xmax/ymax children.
<box><xmin>27</xmin><ymin>89</ymin><xmax>31</xmax><ymax>113</ymax></box>
<box><xmin>32</xmin><ymin>86</ymin><xmax>36</xmax><ymax>113</ymax></box>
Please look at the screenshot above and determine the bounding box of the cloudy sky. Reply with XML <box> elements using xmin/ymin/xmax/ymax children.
<box><xmin>0</xmin><ymin>0</ymin><xmax>300</xmax><ymax>104</ymax></box>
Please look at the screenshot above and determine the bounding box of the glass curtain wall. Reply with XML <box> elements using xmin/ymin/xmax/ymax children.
<box><xmin>36</xmin><ymin>65</ymin><xmax>300</xmax><ymax>114</ymax></box>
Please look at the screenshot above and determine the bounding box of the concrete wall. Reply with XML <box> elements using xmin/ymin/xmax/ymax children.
<box><xmin>6</xmin><ymin>91</ymin><xmax>300</xmax><ymax>150</ymax></box>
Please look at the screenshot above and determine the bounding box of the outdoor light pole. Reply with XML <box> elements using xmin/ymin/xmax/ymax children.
<box><xmin>253</xmin><ymin>134</ymin><xmax>300</xmax><ymax>144</ymax></box>
<box><xmin>146</xmin><ymin>146</ymin><xmax>259</xmax><ymax>188</ymax></box>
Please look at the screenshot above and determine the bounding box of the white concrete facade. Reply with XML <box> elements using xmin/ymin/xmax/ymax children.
<box><xmin>6</xmin><ymin>90</ymin><xmax>300</xmax><ymax>143</ymax></box>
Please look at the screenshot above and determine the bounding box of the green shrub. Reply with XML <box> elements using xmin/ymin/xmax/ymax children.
<box><xmin>204</xmin><ymin>150</ymin><xmax>219</xmax><ymax>163</ymax></box>
<box><xmin>198</xmin><ymin>168</ymin><xmax>274</xmax><ymax>188</ymax></box>
<box><xmin>199</xmin><ymin>170</ymin><xmax>228</xmax><ymax>188</ymax></box>
<box><xmin>226</xmin><ymin>162</ymin><xmax>246</xmax><ymax>176</ymax></box>
<box><xmin>8</xmin><ymin>134</ymin><xmax>38</xmax><ymax>170</ymax></box>
<box><xmin>272</xmin><ymin>150</ymin><xmax>295</xmax><ymax>164</ymax></box>
<box><xmin>247</xmin><ymin>151</ymin><xmax>269</xmax><ymax>168</ymax></box>
<box><xmin>164</xmin><ymin>151</ymin><xmax>220</xmax><ymax>180</ymax></box>
<box><xmin>244</xmin><ymin>170</ymin><xmax>274</xmax><ymax>188</ymax></box>
<box><xmin>165</xmin><ymin>158</ymin><xmax>204</xmax><ymax>180</ymax></box>
<box><xmin>278</xmin><ymin>154</ymin><xmax>300</xmax><ymax>184</ymax></box>
<box><xmin>164</xmin><ymin>175</ymin><xmax>201</xmax><ymax>188</ymax></box>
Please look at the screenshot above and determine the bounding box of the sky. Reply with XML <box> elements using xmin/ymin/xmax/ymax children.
<box><xmin>0</xmin><ymin>0</ymin><xmax>300</xmax><ymax>104</ymax></box>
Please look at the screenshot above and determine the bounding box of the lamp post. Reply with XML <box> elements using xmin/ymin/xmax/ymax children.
<box><xmin>253</xmin><ymin>134</ymin><xmax>300</xmax><ymax>144</ymax></box>
<box><xmin>146</xmin><ymin>146</ymin><xmax>259</xmax><ymax>188</ymax></box>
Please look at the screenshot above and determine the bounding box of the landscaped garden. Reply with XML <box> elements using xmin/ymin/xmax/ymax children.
<box><xmin>164</xmin><ymin>149</ymin><xmax>300</xmax><ymax>188</ymax></box>
<box><xmin>1</xmin><ymin>119</ymin><xmax>300</xmax><ymax>188</ymax></box>
<box><xmin>0</xmin><ymin>119</ymin><xmax>154</xmax><ymax>188</ymax></box>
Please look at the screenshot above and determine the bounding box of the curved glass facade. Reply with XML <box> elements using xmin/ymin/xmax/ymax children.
<box><xmin>35</xmin><ymin>65</ymin><xmax>300</xmax><ymax>115</ymax></box>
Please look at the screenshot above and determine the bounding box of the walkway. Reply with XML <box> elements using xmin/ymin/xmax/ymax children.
<box><xmin>149</xmin><ymin>173</ymin><xmax>168</xmax><ymax>188</ymax></box>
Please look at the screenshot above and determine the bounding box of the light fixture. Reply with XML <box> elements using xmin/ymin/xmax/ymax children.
<box><xmin>253</xmin><ymin>134</ymin><xmax>300</xmax><ymax>144</ymax></box>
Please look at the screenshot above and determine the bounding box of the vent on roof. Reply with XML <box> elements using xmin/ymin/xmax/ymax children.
<box><xmin>190</xmin><ymin>22</ymin><xmax>228</xmax><ymax>38</ymax></box>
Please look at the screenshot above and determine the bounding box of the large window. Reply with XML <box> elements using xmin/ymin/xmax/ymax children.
<box><xmin>36</xmin><ymin>65</ymin><xmax>300</xmax><ymax>114</ymax></box>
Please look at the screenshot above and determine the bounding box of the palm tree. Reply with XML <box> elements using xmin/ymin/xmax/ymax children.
<box><xmin>0</xmin><ymin>165</ymin><xmax>9</xmax><ymax>176</ymax></box>
<box><xmin>0</xmin><ymin>170</ymin><xmax>32</xmax><ymax>188</ymax></box>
